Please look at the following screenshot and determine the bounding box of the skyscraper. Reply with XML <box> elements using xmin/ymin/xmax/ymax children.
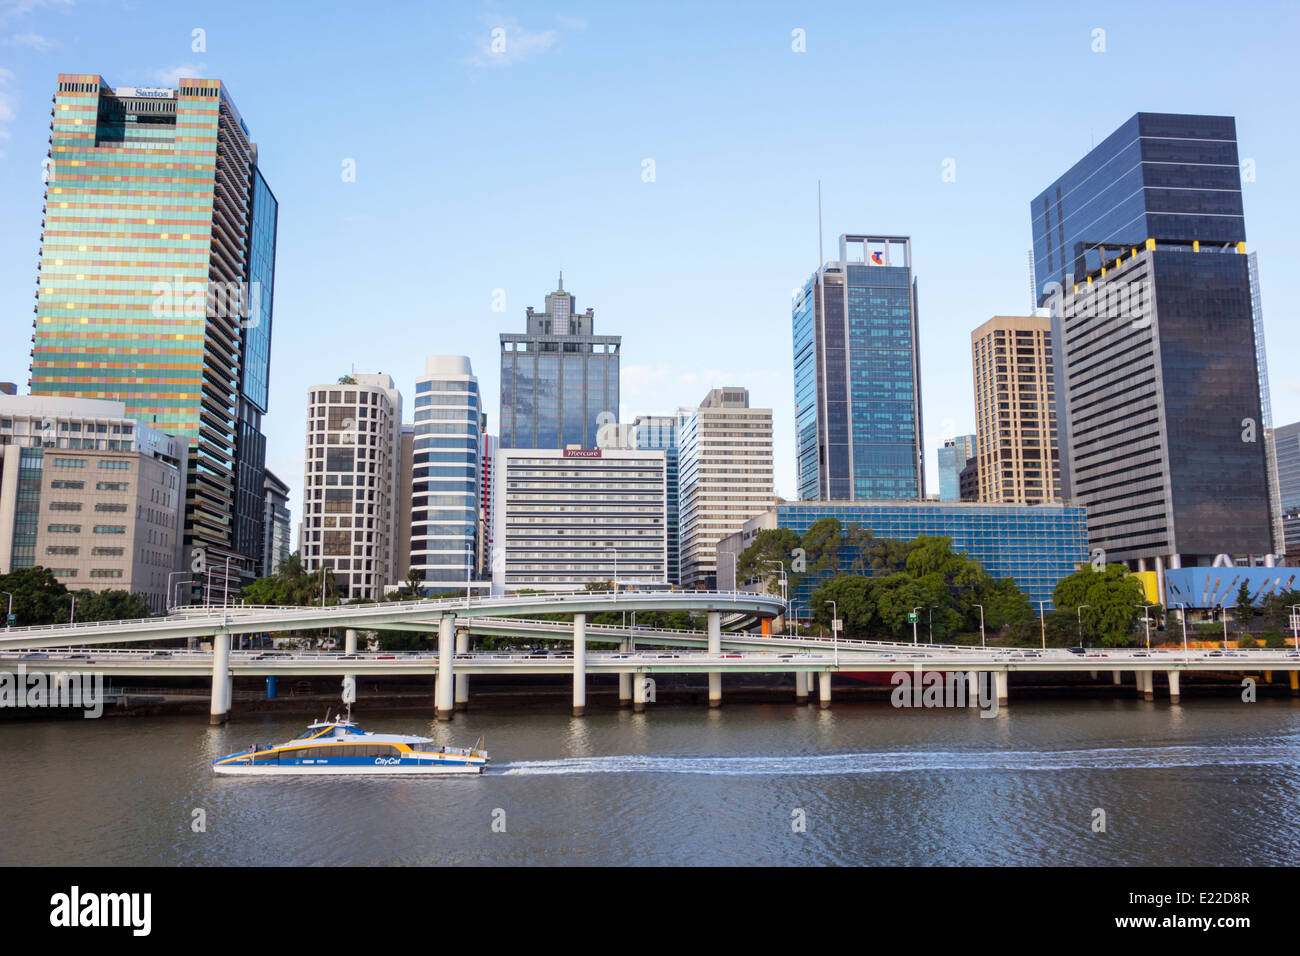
<box><xmin>1031</xmin><ymin>113</ymin><xmax>1274</xmax><ymax>586</ymax></box>
<box><xmin>793</xmin><ymin>235</ymin><xmax>923</xmax><ymax>502</ymax></box>
<box><xmin>678</xmin><ymin>387</ymin><xmax>774</xmax><ymax>588</ymax></box>
<box><xmin>499</xmin><ymin>276</ymin><xmax>620</xmax><ymax>449</ymax></box>
<box><xmin>408</xmin><ymin>356</ymin><xmax>480</xmax><ymax>587</ymax></box>
<box><xmin>29</xmin><ymin>75</ymin><xmax>277</xmax><ymax>593</ymax></box>
<box><xmin>937</xmin><ymin>435</ymin><xmax>976</xmax><ymax>502</ymax></box>
<box><xmin>970</xmin><ymin>316</ymin><xmax>1060</xmax><ymax>504</ymax></box>
<box><xmin>634</xmin><ymin>413</ymin><xmax>681</xmax><ymax>584</ymax></box>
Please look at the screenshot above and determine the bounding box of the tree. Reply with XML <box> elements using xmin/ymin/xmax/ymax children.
<box><xmin>1234</xmin><ymin>581</ymin><xmax>1257</xmax><ymax>628</ymax></box>
<box><xmin>809</xmin><ymin>574</ymin><xmax>876</xmax><ymax>633</ymax></box>
<box><xmin>800</xmin><ymin>517</ymin><xmax>842</xmax><ymax>578</ymax></box>
<box><xmin>0</xmin><ymin>566</ymin><xmax>71</xmax><ymax>626</ymax></box>
<box><xmin>868</xmin><ymin>572</ymin><xmax>927</xmax><ymax>637</ymax></box>
<box><xmin>72</xmin><ymin>589</ymin><xmax>153</xmax><ymax>622</ymax></box>
<box><xmin>736</xmin><ymin>527</ymin><xmax>801</xmax><ymax>594</ymax></box>
<box><xmin>1052</xmin><ymin>564</ymin><xmax>1145</xmax><ymax>646</ymax></box>
<box><xmin>977</xmin><ymin>576</ymin><xmax>1034</xmax><ymax>632</ymax></box>
<box><xmin>403</xmin><ymin>568</ymin><xmax>425</xmax><ymax>598</ymax></box>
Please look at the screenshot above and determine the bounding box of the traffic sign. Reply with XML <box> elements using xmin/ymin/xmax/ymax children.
<box><xmin>832</xmin><ymin>620</ymin><xmax>843</xmax><ymax>631</ymax></box>
<box><xmin>907</xmin><ymin>612</ymin><xmax>918</xmax><ymax>623</ymax></box>
<box><xmin>5</xmin><ymin>614</ymin><xmax>14</xmax><ymax>626</ymax></box>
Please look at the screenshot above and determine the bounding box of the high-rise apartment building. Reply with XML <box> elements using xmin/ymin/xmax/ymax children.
<box><xmin>0</xmin><ymin>396</ymin><xmax>186</xmax><ymax>612</ymax></box>
<box><xmin>478</xmin><ymin>432</ymin><xmax>498</xmax><ymax>578</ymax></box>
<box><xmin>1273</xmin><ymin>421</ymin><xmax>1300</xmax><ymax>559</ymax></box>
<box><xmin>492</xmin><ymin>448</ymin><xmax>667</xmax><ymax>592</ymax></box>
<box><xmin>499</xmin><ymin>276</ymin><xmax>620</xmax><ymax>450</ymax></box>
<box><xmin>262</xmin><ymin>469</ymin><xmax>290</xmax><ymax>576</ymax></box>
<box><xmin>970</xmin><ymin>316</ymin><xmax>1060</xmax><ymax>504</ymax></box>
<box><xmin>29</xmin><ymin>75</ymin><xmax>278</xmax><ymax>596</ymax></box>
<box><xmin>937</xmin><ymin>435</ymin><xmax>976</xmax><ymax>502</ymax></box>
<box><xmin>678</xmin><ymin>387</ymin><xmax>775</xmax><ymax>588</ymax></box>
<box><xmin>634</xmin><ymin>414</ymin><xmax>681</xmax><ymax>585</ymax></box>
<box><xmin>793</xmin><ymin>235</ymin><xmax>923</xmax><ymax>501</ymax></box>
<box><xmin>301</xmin><ymin>375</ymin><xmax>402</xmax><ymax>600</ymax></box>
<box><xmin>408</xmin><ymin>356</ymin><xmax>480</xmax><ymax>588</ymax></box>
<box><xmin>1032</xmin><ymin>113</ymin><xmax>1274</xmax><ymax>587</ymax></box>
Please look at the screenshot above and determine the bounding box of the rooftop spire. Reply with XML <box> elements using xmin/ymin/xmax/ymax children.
<box><xmin>558</xmin><ymin>270</ymin><xmax>564</xmax><ymax>291</ymax></box>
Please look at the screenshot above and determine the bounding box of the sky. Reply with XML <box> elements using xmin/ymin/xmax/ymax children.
<box><xmin>1</xmin><ymin>0</ymin><xmax>1298</xmax><ymax>530</ymax></box>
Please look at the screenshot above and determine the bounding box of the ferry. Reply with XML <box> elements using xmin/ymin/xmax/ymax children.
<box><xmin>212</xmin><ymin>712</ymin><xmax>488</xmax><ymax>776</ymax></box>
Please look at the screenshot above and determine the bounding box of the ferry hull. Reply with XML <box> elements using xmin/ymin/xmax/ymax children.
<box><xmin>213</xmin><ymin>762</ymin><xmax>485</xmax><ymax>776</ymax></box>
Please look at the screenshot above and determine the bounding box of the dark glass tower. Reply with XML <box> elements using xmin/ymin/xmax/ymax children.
<box><xmin>792</xmin><ymin>235</ymin><xmax>923</xmax><ymax>501</ymax></box>
<box><xmin>1031</xmin><ymin>113</ymin><xmax>1274</xmax><ymax>585</ymax></box>
<box><xmin>499</xmin><ymin>276</ymin><xmax>620</xmax><ymax>449</ymax></box>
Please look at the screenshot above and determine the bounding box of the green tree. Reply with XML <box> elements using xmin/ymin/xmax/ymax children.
<box><xmin>800</xmin><ymin>517</ymin><xmax>842</xmax><ymax>578</ymax></box>
<box><xmin>977</xmin><ymin>576</ymin><xmax>1034</xmax><ymax>632</ymax></box>
<box><xmin>0</xmin><ymin>566</ymin><xmax>71</xmax><ymax>626</ymax></box>
<box><xmin>1234</xmin><ymin>581</ymin><xmax>1257</xmax><ymax>628</ymax></box>
<box><xmin>868</xmin><ymin>572</ymin><xmax>927</xmax><ymax>637</ymax></box>
<box><xmin>736</xmin><ymin>527</ymin><xmax>801</xmax><ymax>593</ymax></box>
<box><xmin>72</xmin><ymin>589</ymin><xmax>153</xmax><ymax>622</ymax></box>
<box><xmin>809</xmin><ymin>574</ymin><xmax>877</xmax><ymax>633</ymax></box>
<box><xmin>1052</xmin><ymin>564</ymin><xmax>1145</xmax><ymax>646</ymax></box>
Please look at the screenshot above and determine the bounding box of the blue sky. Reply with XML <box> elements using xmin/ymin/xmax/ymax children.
<box><xmin>1</xmin><ymin>0</ymin><xmax>1297</xmax><ymax>528</ymax></box>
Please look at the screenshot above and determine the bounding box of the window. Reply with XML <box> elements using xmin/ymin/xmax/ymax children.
<box><xmin>49</xmin><ymin>501</ymin><xmax>82</xmax><ymax>511</ymax></box>
<box><xmin>47</xmin><ymin>524</ymin><xmax>81</xmax><ymax>533</ymax></box>
<box><xmin>90</xmin><ymin>569</ymin><xmax>124</xmax><ymax>579</ymax></box>
<box><xmin>97</xmin><ymin>461</ymin><xmax>131</xmax><ymax>470</ymax></box>
<box><xmin>51</xmin><ymin>458</ymin><xmax>85</xmax><ymax>468</ymax></box>
<box><xmin>93</xmin><ymin>525</ymin><xmax>126</xmax><ymax>535</ymax></box>
<box><xmin>91</xmin><ymin>546</ymin><xmax>124</xmax><ymax>556</ymax></box>
<box><xmin>95</xmin><ymin>503</ymin><xmax>127</xmax><ymax>513</ymax></box>
<box><xmin>95</xmin><ymin>481</ymin><xmax>128</xmax><ymax>491</ymax></box>
<box><xmin>50</xmin><ymin>480</ymin><xmax>84</xmax><ymax>490</ymax></box>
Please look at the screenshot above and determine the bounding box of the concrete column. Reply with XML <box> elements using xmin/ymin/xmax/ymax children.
<box><xmin>1154</xmin><ymin>555</ymin><xmax>1167</xmax><ymax>607</ymax></box>
<box><xmin>1167</xmin><ymin>670</ymin><xmax>1181</xmax><ymax>703</ymax></box>
<box><xmin>265</xmin><ymin>675</ymin><xmax>277</xmax><ymax>699</ymax></box>
<box><xmin>795</xmin><ymin>671</ymin><xmax>809</xmax><ymax>704</ymax></box>
<box><xmin>1289</xmin><ymin>672</ymin><xmax>1298</xmax><ymax>696</ymax></box>
<box><xmin>573</xmin><ymin>612</ymin><xmax>586</xmax><ymax>717</ymax></box>
<box><xmin>344</xmin><ymin>627</ymin><xmax>357</xmax><ymax>692</ymax></box>
<box><xmin>818</xmin><ymin>671</ymin><xmax>831</xmax><ymax>709</ymax></box>
<box><xmin>633</xmin><ymin>671</ymin><xmax>647</xmax><ymax>713</ymax></box>
<box><xmin>618</xmin><ymin>639</ymin><xmax>632</xmax><ymax>705</ymax></box>
<box><xmin>210</xmin><ymin>632</ymin><xmax>230</xmax><ymax>725</ymax></box>
<box><xmin>967</xmin><ymin>670</ymin><xmax>980</xmax><ymax>707</ymax></box>
<box><xmin>436</xmin><ymin>614</ymin><xmax>455</xmax><ymax>721</ymax></box>
<box><xmin>1141</xmin><ymin>670</ymin><xmax>1154</xmax><ymax>701</ymax></box>
<box><xmin>1089</xmin><ymin>669</ymin><xmax>1098</xmax><ymax>680</ymax></box>
<box><xmin>1112</xmin><ymin>670</ymin><xmax>1122</xmax><ymax>685</ymax></box>
<box><xmin>994</xmin><ymin>670</ymin><xmax>1008</xmax><ymax>705</ymax></box>
<box><xmin>455</xmin><ymin>628</ymin><xmax>469</xmax><ymax>711</ymax></box>
<box><xmin>707</xmin><ymin>610</ymin><xmax>722</xmax><ymax>708</ymax></box>
<box><xmin>1264</xmin><ymin>670</ymin><xmax>1273</xmax><ymax>684</ymax></box>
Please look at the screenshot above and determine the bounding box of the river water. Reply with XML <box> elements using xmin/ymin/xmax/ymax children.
<box><xmin>2</xmin><ymin>697</ymin><xmax>1297</xmax><ymax>866</ymax></box>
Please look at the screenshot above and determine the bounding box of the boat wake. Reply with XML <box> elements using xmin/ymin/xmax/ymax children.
<box><xmin>493</xmin><ymin>741</ymin><xmax>1300</xmax><ymax>777</ymax></box>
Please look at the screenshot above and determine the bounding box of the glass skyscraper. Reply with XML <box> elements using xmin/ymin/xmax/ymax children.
<box><xmin>409</xmin><ymin>356</ymin><xmax>481</xmax><ymax>586</ymax></box>
<box><xmin>1031</xmin><ymin>113</ymin><xmax>1274</xmax><ymax>589</ymax></box>
<box><xmin>634</xmin><ymin>414</ymin><xmax>681</xmax><ymax>585</ymax></box>
<box><xmin>30</xmin><ymin>74</ymin><xmax>277</xmax><ymax>592</ymax></box>
<box><xmin>500</xmin><ymin>276</ymin><xmax>620</xmax><ymax>450</ymax></box>
<box><xmin>937</xmin><ymin>435</ymin><xmax>976</xmax><ymax>502</ymax></box>
<box><xmin>793</xmin><ymin>235</ymin><xmax>923</xmax><ymax>502</ymax></box>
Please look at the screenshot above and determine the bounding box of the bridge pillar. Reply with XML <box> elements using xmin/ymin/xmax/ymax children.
<box><xmin>573</xmin><ymin>613</ymin><xmax>586</xmax><ymax>717</ymax></box>
<box><xmin>795</xmin><ymin>671</ymin><xmax>809</xmax><ymax>704</ymax></box>
<box><xmin>210</xmin><ymin>632</ymin><xmax>231</xmax><ymax>725</ymax></box>
<box><xmin>1290</xmin><ymin>672</ymin><xmax>1299</xmax><ymax>696</ymax></box>
<box><xmin>344</xmin><ymin>627</ymin><xmax>358</xmax><ymax>691</ymax></box>
<box><xmin>707</xmin><ymin>611</ymin><xmax>722</xmax><ymax>708</ymax></box>
<box><xmin>967</xmin><ymin>670</ymin><xmax>980</xmax><ymax>707</ymax></box>
<box><xmin>818</xmin><ymin>671</ymin><xmax>831</xmax><ymax>709</ymax></box>
<box><xmin>455</xmin><ymin>628</ymin><xmax>469</xmax><ymax>711</ymax></box>
<box><xmin>1141</xmin><ymin>670</ymin><xmax>1154</xmax><ymax>701</ymax></box>
<box><xmin>436</xmin><ymin>614</ymin><xmax>455</xmax><ymax>721</ymax></box>
<box><xmin>994</xmin><ymin>670</ymin><xmax>1008</xmax><ymax>705</ymax></box>
<box><xmin>1264</xmin><ymin>670</ymin><xmax>1273</xmax><ymax>683</ymax></box>
<box><xmin>633</xmin><ymin>670</ymin><xmax>647</xmax><ymax>713</ymax></box>
<box><xmin>265</xmin><ymin>675</ymin><xmax>277</xmax><ymax>699</ymax></box>
<box><xmin>1088</xmin><ymin>669</ymin><xmax>1098</xmax><ymax>680</ymax></box>
<box><xmin>1167</xmin><ymin>670</ymin><xmax>1181</xmax><ymax>703</ymax></box>
<box><xmin>1113</xmin><ymin>670</ymin><xmax>1122</xmax><ymax>685</ymax></box>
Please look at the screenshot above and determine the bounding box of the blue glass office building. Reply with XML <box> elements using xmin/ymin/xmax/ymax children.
<box><xmin>1030</xmin><ymin>113</ymin><xmax>1273</xmax><ymax>581</ymax></box>
<box><xmin>500</xmin><ymin>277</ymin><xmax>620</xmax><ymax>450</ymax></box>
<box><xmin>771</xmin><ymin>500</ymin><xmax>1087</xmax><ymax>613</ymax></box>
<box><xmin>937</xmin><ymin>435</ymin><xmax>975</xmax><ymax>502</ymax></box>
<box><xmin>635</xmin><ymin>414</ymin><xmax>680</xmax><ymax>584</ymax></box>
<box><xmin>793</xmin><ymin>235</ymin><xmax>923</xmax><ymax>502</ymax></box>
<box><xmin>409</xmin><ymin>356</ymin><xmax>481</xmax><ymax>585</ymax></box>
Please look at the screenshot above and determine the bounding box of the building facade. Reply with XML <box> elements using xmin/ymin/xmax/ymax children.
<box><xmin>499</xmin><ymin>276</ymin><xmax>620</xmax><ymax>450</ymax></box>
<box><xmin>301</xmin><ymin>375</ymin><xmax>402</xmax><ymax>600</ymax></box>
<box><xmin>29</xmin><ymin>75</ymin><xmax>278</xmax><ymax>597</ymax></box>
<box><xmin>262</xmin><ymin>468</ymin><xmax>290</xmax><ymax>576</ymax></box>
<box><xmin>0</xmin><ymin>396</ymin><xmax>186</xmax><ymax>612</ymax></box>
<box><xmin>793</xmin><ymin>234</ymin><xmax>924</xmax><ymax>502</ymax></box>
<box><xmin>937</xmin><ymin>435</ymin><xmax>976</xmax><ymax>502</ymax></box>
<box><xmin>1032</xmin><ymin>113</ymin><xmax>1275</xmax><ymax>592</ymax></box>
<box><xmin>408</xmin><ymin>356</ymin><xmax>480</xmax><ymax>589</ymax></box>
<box><xmin>634</xmin><ymin>413</ymin><xmax>681</xmax><ymax>585</ymax></box>
<box><xmin>717</xmin><ymin>499</ymin><xmax>1088</xmax><ymax>613</ymax></box>
<box><xmin>478</xmin><ymin>432</ymin><xmax>498</xmax><ymax>579</ymax></box>
<box><xmin>970</xmin><ymin>315</ymin><xmax>1060</xmax><ymax>504</ymax></box>
<box><xmin>1274</xmin><ymin>421</ymin><xmax>1300</xmax><ymax>557</ymax></box>
<box><xmin>677</xmin><ymin>388</ymin><xmax>775</xmax><ymax>588</ymax></box>
<box><xmin>492</xmin><ymin>448</ymin><xmax>667</xmax><ymax>593</ymax></box>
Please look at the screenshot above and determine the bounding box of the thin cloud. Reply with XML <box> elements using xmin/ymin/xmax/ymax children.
<box><xmin>0</xmin><ymin>67</ymin><xmax>14</xmax><ymax>158</ymax></box>
<box><xmin>152</xmin><ymin>63</ymin><xmax>205</xmax><ymax>87</ymax></box>
<box><xmin>467</xmin><ymin>16</ymin><xmax>560</xmax><ymax>67</ymax></box>
<box><xmin>10</xmin><ymin>30</ymin><xmax>54</xmax><ymax>50</ymax></box>
<box><xmin>0</xmin><ymin>0</ymin><xmax>74</xmax><ymax>27</ymax></box>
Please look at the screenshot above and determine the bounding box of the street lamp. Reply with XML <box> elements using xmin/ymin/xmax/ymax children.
<box><xmin>828</xmin><ymin>599</ymin><xmax>840</xmax><ymax>667</ymax></box>
<box><xmin>223</xmin><ymin>556</ymin><xmax>232</xmax><ymax>609</ymax></box>
<box><xmin>1077</xmin><ymin>605</ymin><xmax>1090</xmax><ymax>645</ymax></box>
<box><xmin>1035</xmin><ymin>600</ymin><xmax>1048</xmax><ymax>649</ymax></box>
<box><xmin>928</xmin><ymin>606</ymin><xmax>934</xmax><ymax>644</ymax></box>
<box><xmin>606</xmin><ymin>547</ymin><xmax>618</xmax><ymax>595</ymax></box>
<box><xmin>1</xmin><ymin>590</ymin><xmax>12</xmax><ymax>629</ymax></box>
<box><xmin>763</xmin><ymin>560</ymin><xmax>789</xmax><ymax>631</ymax></box>
<box><xmin>911</xmin><ymin>606</ymin><xmax>922</xmax><ymax>645</ymax></box>
<box><xmin>971</xmin><ymin>603</ymin><xmax>985</xmax><ymax>648</ymax></box>
<box><xmin>1288</xmin><ymin>604</ymin><xmax>1300</xmax><ymax>652</ymax></box>
<box><xmin>67</xmin><ymin>593</ymin><xmax>75</xmax><ymax>624</ymax></box>
<box><xmin>1171</xmin><ymin>601</ymin><xmax>1189</xmax><ymax>661</ymax></box>
<box><xmin>1136</xmin><ymin>604</ymin><xmax>1155</xmax><ymax>649</ymax></box>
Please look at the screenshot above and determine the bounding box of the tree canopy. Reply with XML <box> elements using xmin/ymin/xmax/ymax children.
<box><xmin>1051</xmin><ymin>564</ymin><xmax>1146</xmax><ymax>646</ymax></box>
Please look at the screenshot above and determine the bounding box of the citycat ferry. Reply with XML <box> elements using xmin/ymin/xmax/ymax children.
<box><xmin>212</xmin><ymin>712</ymin><xmax>488</xmax><ymax>776</ymax></box>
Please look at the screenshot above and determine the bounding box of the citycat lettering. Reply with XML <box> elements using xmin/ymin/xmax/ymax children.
<box><xmin>375</xmin><ymin>757</ymin><xmax>401</xmax><ymax>765</ymax></box>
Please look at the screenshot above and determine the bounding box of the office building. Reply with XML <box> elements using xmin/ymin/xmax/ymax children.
<box><xmin>1032</xmin><ymin>113</ymin><xmax>1275</xmax><ymax>594</ymax></box>
<box><xmin>0</xmin><ymin>396</ymin><xmax>186</xmax><ymax>612</ymax></box>
<box><xmin>262</xmin><ymin>469</ymin><xmax>290</xmax><ymax>576</ymax></box>
<box><xmin>634</xmin><ymin>413</ymin><xmax>681</xmax><ymax>584</ymax></box>
<box><xmin>492</xmin><ymin>447</ymin><xmax>667</xmax><ymax>593</ymax></box>
<box><xmin>29</xmin><ymin>75</ymin><xmax>278</xmax><ymax>596</ymax></box>
<box><xmin>408</xmin><ymin>356</ymin><xmax>480</xmax><ymax>589</ymax></box>
<box><xmin>937</xmin><ymin>435</ymin><xmax>976</xmax><ymax>502</ymax></box>
<box><xmin>959</xmin><ymin>457</ymin><xmax>979</xmax><ymax>502</ymax></box>
<box><xmin>970</xmin><ymin>316</ymin><xmax>1060</xmax><ymax>504</ymax></box>
<box><xmin>678</xmin><ymin>387</ymin><xmax>775</xmax><ymax>588</ymax></box>
<box><xmin>301</xmin><ymin>375</ymin><xmax>402</xmax><ymax>600</ymax></box>
<box><xmin>716</xmin><ymin>499</ymin><xmax>1088</xmax><ymax>613</ymax></box>
<box><xmin>1274</xmin><ymin>421</ymin><xmax>1300</xmax><ymax>556</ymax></box>
<box><xmin>478</xmin><ymin>432</ymin><xmax>498</xmax><ymax>578</ymax></box>
<box><xmin>793</xmin><ymin>234</ymin><xmax>924</xmax><ymax>502</ymax></box>
<box><xmin>499</xmin><ymin>276</ymin><xmax>620</xmax><ymax>449</ymax></box>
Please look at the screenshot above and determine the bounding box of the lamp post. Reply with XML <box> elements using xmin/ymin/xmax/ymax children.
<box><xmin>606</xmin><ymin>547</ymin><xmax>618</xmax><ymax>595</ymax></box>
<box><xmin>928</xmin><ymin>606</ymin><xmax>934</xmax><ymax>644</ymax></box>
<box><xmin>763</xmin><ymin>560</ymin><xmax>789</xmax><ymax>632</ymax></box>
<box><xmin>1136</xmin><ymin>604</ymin><xmax>1154</xmax><ymax>649</ymax></box>
<box><xmin>1</xmin><ymin>590</ymin><xmax>12</xmax><ymax>629</ymax></box>
<box><xmin>1172</xmin><ymin>601</ymin><xmax>1189</xmax><ymax>661</ymax></box>
<box><xmin>1219</xmin><ymin>604</ymin><xmax>1228</xmax><ymax>649</ymax></box>
<box><xmin>1077</xmin><ymin>605</ymin><xmax>1090</xmax><ymax>645</ymax></box>
<box><xmin>911</xmin><ymin>606</ymin><xmax>922</xmax><ymax>645</ymax></box>
<box><xmin>972</xmin><ymin>603</ymin><xmax>985</xmax><ymax>648</ymax></box>
<box><xmin>1288</xmin><ymin>604</ymin><xmax>1300</xmax><ymax>652</ymax></box>
<box><xmin>223</xmin><ymin>556</ymin><xmax>232</xmax><ymax>609</ymax></box>
<box><xmin>67</xmin><ymin>593</ymin><xmax>75</xmax><ymax>624</ymax></box>
<box><xmin>1036</xmin><ymin>600</ymin><xmax>1048</xmax><ymax>649</ymax></box>
<box><xmin>829</xmin><ymin>599</ymin><xmax>840</xmax><ymax>666</ymax></box>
